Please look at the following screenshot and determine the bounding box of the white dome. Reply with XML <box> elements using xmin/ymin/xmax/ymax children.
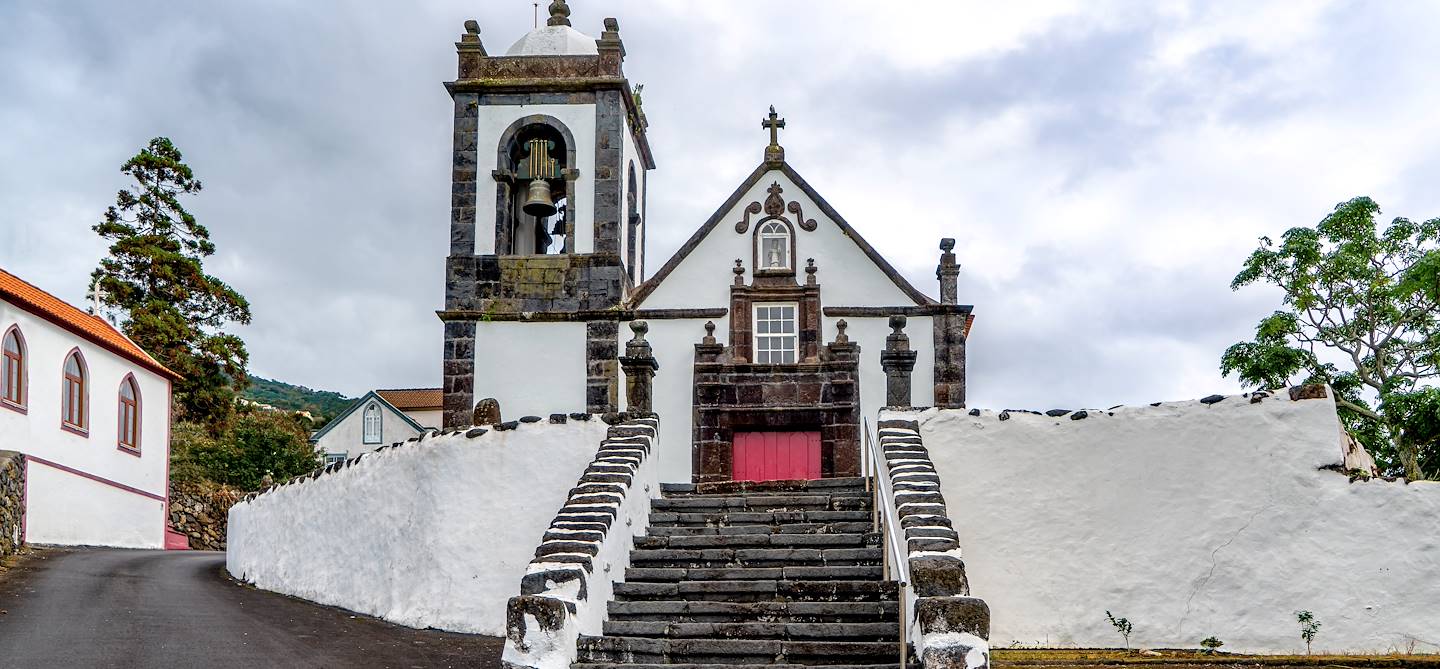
<box><xmin>505</xmin><ymin>25</ymin><xmax>598</xmax><ymax>56</ymax></box>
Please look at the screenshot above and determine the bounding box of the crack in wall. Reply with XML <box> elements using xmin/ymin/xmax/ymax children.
<box><xmin>1177</xmin><ymin>500</ymin><xmax>1274</xmax><ymax>635</ymax></box>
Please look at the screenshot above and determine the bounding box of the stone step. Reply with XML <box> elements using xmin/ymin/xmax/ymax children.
<box><xmin>570</xmin><ymin>658</ymin><xmax>898</xmax><ymax>664</ymax></box>
<box><xmin>607</xmin><ymin>600</ymin><xmax>899</xmax><ymax>624</ymax></box>
<box><xmin>660</xmin><ymin>477</ymin><xmax>870</xmax><ymax>497</ymax></box>
<box><xmin>625</xmin><ymin>565</ymin><xmax>884</xmax><ymax>583</ymax></box>
<box><xmin>600</xmin><ymin>621</ymin><xmax>899</xmax><ymax>641</ymax></box>
<box><xmin>613</xmin><ymin>579</ymin><xmax>898</xmax><ymax>603</ymax></box>
<box><xmin>646</xmin><ymin>521</ymin><xmax>875</xmax><ymax>537</ymax></box>
<box><xmin>635</xmin><ymin>532</ymin><xmax>878</xmax><ymax>550</ymax></box>
<box><xmin>628</xmin><ymin>547</ymin><xmax>883</xmax><ymax>569</ymax></box>
<box><xmin>575</xmin><ymin>635</ymin><xmax>900</xmax><ymax>665</ymax></box>
<box><xmin>651</xmin><ymin>495</ymin><xmax>870</xmax><ymax>513</ymax></box>
<box><xmin>648</xmin><ymin>510</ymin><xmax>873</xmax><ymax>528</ymax></box>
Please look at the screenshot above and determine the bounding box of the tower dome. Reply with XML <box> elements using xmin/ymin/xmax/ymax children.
<box><xmin>505</xmin><ymin>1</ymin><xmax>597</xmax><ymax>56</ymax></box>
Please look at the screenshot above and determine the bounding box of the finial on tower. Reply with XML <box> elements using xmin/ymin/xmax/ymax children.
<box><xmin>548</xmin><ymin>0</ymin><xmax>572</xmax><ymax>27</ymax></box>
<box><xmin>762</xmin><ymin>106</ymin><xmax>786</xmax><ymax>163</ymax></box>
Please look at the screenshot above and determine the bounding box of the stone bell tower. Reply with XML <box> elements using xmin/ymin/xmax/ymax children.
<box><xmin>439</xmin><ymin>1</ymin><xmax>657</xmax><ymax>427</ymax></box>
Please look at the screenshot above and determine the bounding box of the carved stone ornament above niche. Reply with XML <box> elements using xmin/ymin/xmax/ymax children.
<box><xmin>734</xmin><ymin>181</ymin><xmax>818</xmax><ymax>233</ymax></box>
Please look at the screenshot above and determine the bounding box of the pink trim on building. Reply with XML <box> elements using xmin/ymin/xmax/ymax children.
<box><xmin>25</xmin><ymin>455</ymin><xmax>166</xmax><ymax>502</ymax></box>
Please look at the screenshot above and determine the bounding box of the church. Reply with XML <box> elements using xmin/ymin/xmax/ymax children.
<box><xmin>438</xmin><ymin>3</ymin><xmax>972</xmax><ymax>485</ymax></box>
<box><xmin>227</xmin><ymin>4</ymin><xmax>1439</xmax><ymax>666</ymax></box>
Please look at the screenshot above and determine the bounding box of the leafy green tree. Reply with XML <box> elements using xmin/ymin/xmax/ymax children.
<box><xmin>1222</xmin><ymin>197</ymin><xmax>1440</xmax><ymax>479</ymax></box>
<box><xmin>182</xmin><ymin>410</ymin><xmax>319</xmax><ymax>490</ymax></box>
<box><xmin>90</xmin><ymin>137</ymin><xmax>252</xmax><ymax>430</ymax></box>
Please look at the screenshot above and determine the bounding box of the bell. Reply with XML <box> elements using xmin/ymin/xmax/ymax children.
<box><xmin>523</xmin><ymin>179</ymin><xmax>557</xmax><ymax>217</ymax></box>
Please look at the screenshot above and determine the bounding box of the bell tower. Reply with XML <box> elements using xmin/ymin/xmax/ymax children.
<box><xmin>440</xmin><ymin>1</ymin><xmax>656</xmax><ymax>426</ymax></box>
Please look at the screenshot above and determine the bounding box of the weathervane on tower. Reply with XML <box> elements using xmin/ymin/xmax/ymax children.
<box><xmin>763</xmin><ymin>105</ymin><xmax>786</xmax><ymax>163</ymax></box>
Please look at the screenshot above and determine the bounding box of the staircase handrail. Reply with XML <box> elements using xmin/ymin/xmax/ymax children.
<box><xmin>863</xmin><ymin>417</ymin><xmax>911</xmax><ymax>667</ymax></box>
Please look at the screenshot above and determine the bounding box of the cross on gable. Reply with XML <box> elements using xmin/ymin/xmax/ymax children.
<box><xmin>762</xmin><ymin>105</ymin><xmax>786</xmax><ymax>163</ymax></box>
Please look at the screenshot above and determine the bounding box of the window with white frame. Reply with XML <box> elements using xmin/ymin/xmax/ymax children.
<box><xmin>362</xmin><ymin>402</ymin><xmax>382</xmax><ymax>444</ymax></box>
<box><xmin>754</xmin><ymin>303</ymin><xmax>798</xmax><ymax>364</ymax></box>
<box><xmin>758</xmin><ymin>221</ymin><xmax>791</xmax><ymax>270</ymax></box>
<box><xmin>325</xmin><ymin>453</ymin><xmax>346</xmax><ymax>467</ymax></box>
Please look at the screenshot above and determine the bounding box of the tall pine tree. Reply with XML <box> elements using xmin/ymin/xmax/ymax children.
<box><xmin>92</xmin><ymin>137</ymin><xmax>251</xmax><ymax>430</ymax></box>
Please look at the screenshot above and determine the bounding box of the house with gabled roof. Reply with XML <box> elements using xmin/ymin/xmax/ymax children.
<box><xmin>0</xmin><ymin>266</ymin><xmax>178</xmax><ymax>549</ymax></box>
<box><xmin>309</xmin><ymin>390</ymin><xmax>428</xmax><ymax>465</ymax></box>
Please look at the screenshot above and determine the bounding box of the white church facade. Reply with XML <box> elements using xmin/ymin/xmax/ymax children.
<box><xmin>438</xmin><ymin>16</ymin><xmax>972</xmax><ymax>484</ymax></box>
<box><xmin>0</xmin><ymin>267</ymin><xmax>175</xmax><ymax>549</ymax></box>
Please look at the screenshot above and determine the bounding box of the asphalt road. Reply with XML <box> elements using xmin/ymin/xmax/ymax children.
<box><xmin>0</xmin><ymin>548</ymin><xmax>504</xmax><ymax>668</ymax></box>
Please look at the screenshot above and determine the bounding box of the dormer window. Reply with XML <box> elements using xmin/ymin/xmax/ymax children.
<box><xmin>758</xmin><ymin>221</ymin><xmax>791</xmax><ymax>271</ymax></box>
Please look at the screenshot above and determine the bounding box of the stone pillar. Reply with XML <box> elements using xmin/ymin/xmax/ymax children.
<box><xmin>694</xmin><ymin>320</ymin><xmax>724</xmax><ymax>363</ymax></box>
<box><xmin>933</xmin><ymin>238</ymin><xmax>968</xmax><ymax>409</ymax></box>
<box><xmin>586</xmin><ymin>321</ymin><xmax>620</xmax><ymax>413</ymax></box>
<box><xmin>881</xmin><ymin>315</ymin><xmax>918</xmax><ymax>408</ymax></box>
<box><xmin>442</xmin><ymin>320</ymin><xmax>477</xmax><ymax>428</ymax></box>
<box><xmin>619</xmin><ymin>321</ymin><xmax>659</xmax><ymax>415</ymax></box>
<box><xmin>937</xmin><ymin>237</ymin><xmax>959</xmax><ymax>305</ymax></box>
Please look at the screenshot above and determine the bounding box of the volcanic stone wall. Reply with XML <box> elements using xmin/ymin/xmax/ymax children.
<box><xmin>0</xmin><ymin>451</ymin><xmax>24</xmax><ymax>559</ymax></box>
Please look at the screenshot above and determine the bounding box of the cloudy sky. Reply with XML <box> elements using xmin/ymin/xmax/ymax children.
<box><xmin>3</xmin><ymin>1</ymin><xmax>1438</xmax><ymax>409</ymax></box>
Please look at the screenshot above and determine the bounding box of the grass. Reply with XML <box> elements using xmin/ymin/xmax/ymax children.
<box><xmin>993</xmin><ymin>648</ymin><xmax>1440</xmax><ymax>667</ymax></box>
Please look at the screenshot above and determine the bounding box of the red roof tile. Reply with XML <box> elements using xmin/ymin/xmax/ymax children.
<box><xmin>0</xmin><ymin>267</ymin><xmax>179</xmax><ymax>380</ymax></box>
<box><xmin>376</xmin><ymin>388</ymin><xmax>443</xmax><ymax>410</ymax></box>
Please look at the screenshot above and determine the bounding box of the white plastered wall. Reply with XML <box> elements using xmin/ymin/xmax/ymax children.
<box><xmin>404</xmin><ymin>408</ymin><xmax>444</xmax><ymax>430</ymax></box>
<box><xmin>311</xmin><ymin>398</ymin><xmax>424</xmax><ymax>460</ymax></box>
<box><xmin>227</xmin><ymin>419</ymin><xmax>608</xmax><ymax>636</ymax></box>
<box><xmin>620</xmin><ymin>116</ymin><xmax>645</xmax><ymax>283</ymax></box>
<box><xmin>897</xmin><ymin>394</ymin><xmax>1440</xmax><ymax>654</ymax></box>
<box><xmin>474</xmin><ymin>103</ymin><xmax>598</xmax><ymax>255</ymax></box>
<box><xmin>473</xmin><ymin>321</ymin><xmax>587</xmax><ymax>419</ymax></box>
<box><xmin>627</xmin><ymin>317</ymin><xmax>724</xmax><ymax>482</ymax></box>
<box><xmin>0</xmin><ymin>298</ymin><xmax>169</xmax><ymax>548</ymax></box>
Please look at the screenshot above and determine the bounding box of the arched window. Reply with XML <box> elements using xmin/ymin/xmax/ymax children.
<box><xmin>362</xmin><ymin>402</ymin><xmax>382</xmax><ymax>444</ymax></box>
<box><xmin>118</xmin><ymin>375</ymin><xmax>140</xmax><ymax>452</ymax></box>
<box><xmin>61</xmin><ymin>350</ymin><xmax>87</xmax><ymax>432</ymax></box>
<box><xmin>1</xmin><ymin>326</ymin><xmax>24</xmax><ymax>409</ymax></box>
<box><xmin>497</xmin><ymin>117</ymin><xmax>575</xmax><ymax>256</ymax></box>
<box><xmin>758</xmin><ymin>221</ymin><xmax>792</xmax><ymax>270</ymax></box>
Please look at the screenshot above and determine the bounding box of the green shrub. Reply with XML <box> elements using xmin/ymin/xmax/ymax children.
<box><xmin>171</xmin><ymin>411</ymin><xmax>319</xmax><ymax>491</ymax></box>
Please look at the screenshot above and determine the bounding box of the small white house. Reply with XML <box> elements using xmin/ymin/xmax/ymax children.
<box><xmin>0</xmin><ymin>267</ymin><xmax>177</xmax><ymax>549</ymax></box>
<box><xmin>309</xmin><ymin>390</ymin><xmax>431</xmax><ymax>464</ymax></box>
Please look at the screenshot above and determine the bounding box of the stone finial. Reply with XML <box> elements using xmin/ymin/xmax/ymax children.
<box><xmin>890</xmin><ymin>313</ymin><xmax>907</xmax><ymax>334</ymax></box>
<box><xmin>805</xmin><ymin>258</ymin><xmax>818</xmax><ymax>286</ymax></box>
<box><xmin>629</xmin><ymin>319</ymin><xmax>649</xmax><ymax>340</ymax></box>
<box><xmin>603</xmin><ymin>17</ymin><xmax>620</xmax><ymax>34</ymax></box>
<box><xmin>882</xmin><ymin>314</ymin><xmax>917</xmax><ymax>407</ymax></box>
<box><xmin>937</xmin><ymin>237</ymin><xmax>960</xmax><ymax>305</ymax></box>
<box><xmin>547</xmin><ymin>0</ymin><xmax>572</xmax><ymax>27</ymax></box>
<box><xmin>835</xmin><ymin>319</ymin><xmax>849</xmax><ymax>344</ymax></box>
<box><xmin>733</xmin><ymin>258</ymin><xmax>745</xmax><ymax>285</ymax></box>
<box><xmin>702</xmin><ymin>320</ymin><xmax>717</xmax><ymax>345</ymax></box>
<box><xmin>459</xmin><ymin>19</ymin><xmax>485</xmax><ymax>50</ymax></box>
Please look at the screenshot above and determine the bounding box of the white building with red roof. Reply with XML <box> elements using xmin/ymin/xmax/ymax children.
<box><xmin>0</xmin><ymin>267</ymin><xmax>177</xmax><ymax>549</ymax></box>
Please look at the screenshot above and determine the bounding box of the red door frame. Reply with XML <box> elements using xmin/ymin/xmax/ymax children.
<box><xmin>732</xmin><ymin>431</ymin><xmax>822</xmax><ymax>481</ymax></box>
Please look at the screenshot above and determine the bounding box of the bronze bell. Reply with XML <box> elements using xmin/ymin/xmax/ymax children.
<box><xmin>523</xmin><ymin>178</ymin><xmax>556</xmax><ymax>217</ymax></box>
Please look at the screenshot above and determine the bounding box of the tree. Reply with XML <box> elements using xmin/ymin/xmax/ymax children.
<box><xmin>179</xmin><ymin>410</ymin><xmax>320</xmax><ymax>491</ymax></box>
<box><xmin>91</xmin><ymin>137</ymin><xmax>252</xmax><ymax>430</ymax></box>
<box><xmin>1221</xmin><ymin>196</ymin><xmax>1440</xmax><ymax>479</ymax></box>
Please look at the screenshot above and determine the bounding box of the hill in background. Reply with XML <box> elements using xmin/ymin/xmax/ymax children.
<box><xmin>243</xmin><ymin>376</ymin><xmax>353</xmax><ymax>425</ymax></box>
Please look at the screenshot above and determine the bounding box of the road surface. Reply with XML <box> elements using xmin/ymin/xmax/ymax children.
<box><xmin>0</xmin><ymin>548</ymin><xmax>503</xmax><ymax>668</ymax></box>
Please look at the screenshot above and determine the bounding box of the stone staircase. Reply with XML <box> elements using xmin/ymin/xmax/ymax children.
<box><xmin>572</xmin><ymin>477</ymin><xmax>907</xmax><ymax>668</ymax></box>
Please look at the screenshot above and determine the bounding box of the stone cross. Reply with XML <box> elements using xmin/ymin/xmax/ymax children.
<box><xmin>763</xmin><ymin>106</ymin><xmax>786</xmax><ymax>163</ymax></box>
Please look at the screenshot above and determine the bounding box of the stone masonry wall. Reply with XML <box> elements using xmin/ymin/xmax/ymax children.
<box><xmin>169</xmin><ymin>481</ymin><xmax>245</xmax><ymax>551</ymax></box>
<box><xmin>0</xmin><ymin>451</ymin><xmax>24</xmax><ymax>559</ymax></box>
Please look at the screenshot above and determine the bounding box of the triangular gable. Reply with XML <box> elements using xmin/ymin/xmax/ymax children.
<box><xmin>309</xmin><ymin>390</ymin><xmax>426</xmax><ymax>443</ymax></box>
<box><xmin>630</xmin><ymin>161</ymin><xmax>936</xmax><ymax>307</ymax></box>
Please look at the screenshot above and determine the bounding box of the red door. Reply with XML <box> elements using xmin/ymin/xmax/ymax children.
<box><xmin>732</xmin><ymin>431</ymin><xmax>822</xmax><ymax>481</ymax></box>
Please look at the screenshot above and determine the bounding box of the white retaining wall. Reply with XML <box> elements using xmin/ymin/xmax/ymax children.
<box><xmin>890</xmin><ymin>392</ymin><xmax>1440</xmax><ymax>654</ymax></box>
<box><xmin>226</xmin><ymin>418</ymin><xmax>608</xmax><ymax>636</ymax></box>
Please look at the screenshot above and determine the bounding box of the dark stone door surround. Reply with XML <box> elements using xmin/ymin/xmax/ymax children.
<box><xmin>691</xmin><ymin>260</ymin><xmax>861</xmax><ymax>484</ymax></box>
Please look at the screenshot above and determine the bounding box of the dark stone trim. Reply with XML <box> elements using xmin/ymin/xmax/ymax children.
<box><xmin>824</xmin><ymin>305</ymin><xmax>974</xmax><ymax>318</ymax></box>
<box><xmin>593</xmin><ymin>89</ymin><xmax>624</xmax><ymax>256</ymax></box>
<box><xmin>448</xmin><ymin>92</ymin><xmax>479</xmax><ymax>256</ymax></box>
<box><xmin>435</xmin><ymin>308</ymin><xmax>726</xmax><ymax>322</ymax></box>
<box><xmin>586</xmin><ymin>321</ymin><xmax>620</xmax><ymax>413</ymax></box>
<box><xmin>631</xmin><ymin>160</ymin><xmax>936</xmax><ymax>307</ymax></box>
<box><xmin>442</xmin><ymin>320</ymin><xmax>477</xmax><ymax>428</ymax></box>
<box><xmin>478</xmin><ymin>91</ymin><xmax>597</xmax><ymax>106</ymax></box>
